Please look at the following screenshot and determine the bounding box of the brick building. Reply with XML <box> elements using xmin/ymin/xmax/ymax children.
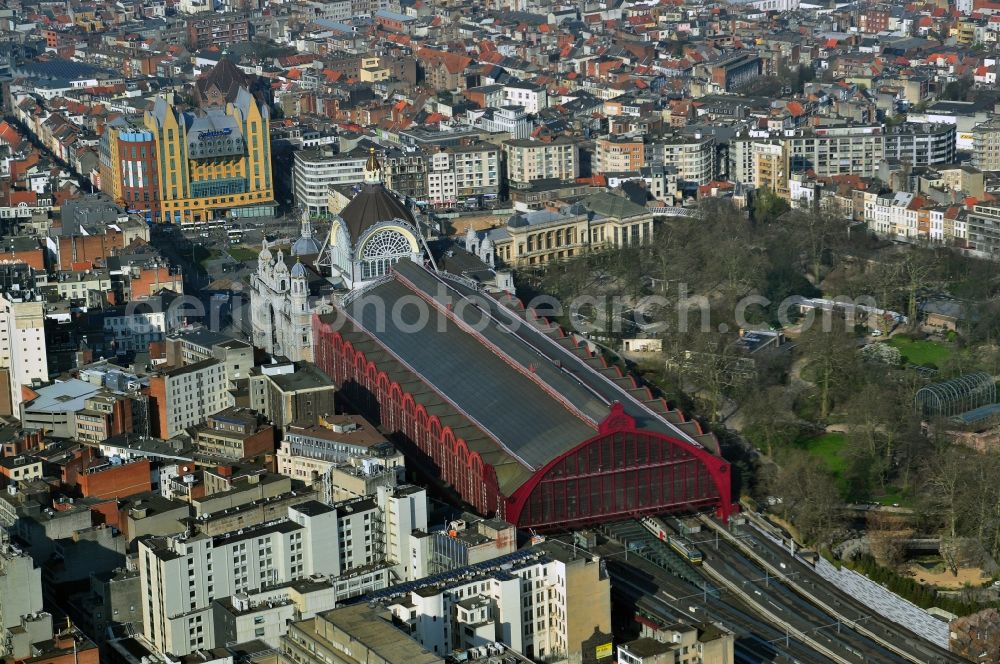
<box><xmin>186</xmin><ymin>15</ymin><xmax>251</xmax><ymax>50</ymax></box>
<box><xmin>127</xmin><ymin>264</ymin><xmax>184</xmax><ymax>298</ymax></box>
<box><xmin>78</xmin><ymin>458</ymin><xmax>152</xmax><ymax>500</ymax></box>
<box><xmin>192</xmin><ymin>407</ymin><xmax>275</xmax><ymax>461</ymax></box>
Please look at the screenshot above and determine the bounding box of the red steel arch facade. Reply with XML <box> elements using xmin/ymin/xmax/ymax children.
<box><xmin>313</xmin><ymin>322</ymin><xmax>503</xmax><ymax>516</ymax></box>
<box><xmin>506</xmin><ymin>406</ymin><xmax>731</xmax><ymax>528</ymax></box>
<box><xmin>314</xmin><ymin>319</ymin><xmax>733</xmax><ymax>530</ymax></box>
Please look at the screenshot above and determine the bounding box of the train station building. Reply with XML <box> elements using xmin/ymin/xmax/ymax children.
<box><xmin>313</xmin><ymin>258</ymin><xmax>733</xmax><ymax>529</ymax></box>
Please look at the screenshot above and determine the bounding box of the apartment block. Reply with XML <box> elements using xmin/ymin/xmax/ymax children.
<box><xmin>139</xmin><ymin>486</ymin><xmax>427</xmax><ymax>657</ymax></box>
<box><xmin>0</xmin><ymin>294</ymin><xmax>47</xmax><ymax>416</ymax></box>
<box><xmin>381</xmin><ymin>540</ymin><xmax>611</xmax><ymax>661</ymax></box>
<box><xmin>281</xmin><ymin>602</ymin><xmax>445</xmax><ymax>664</ymax></box>
<box><xmin>967</xmin><ymin>204</ymin><xmax>1000</xmax><ymax>258</ymax></box>
<box><xmin>185</xmin><ymin>15</ymin><xmax>250</xmax><ymax>49</ymax></box>
<box><xmin>277</xmin><ymin>414</ymin><xmax>404</xmax><ymax>502</ymax></box>
<box><xmin>708</xmin><ymin>53</ymin><xmax>762</xmax><ymax>92</ymax></box>
<box><xmin>192</xmin><ymin>407</ymin><xmax>275</xmax><ymax>461</ymax></box>
<box><xmin>752</xmin><ymin>142</ymin><xmax>789</xmax><ymax>198</ymax></box>
<box><xmin>248</xmin><ymin>361</ymin><xmax>336</xmax><ymax>428</ymax></box>
<box><xmin>786</xmin><ymin>125</ymin><xmax>884</xmax><ymax>178</ymax></box>
<box><xmin>502</xmin><ymin>83</ymin><xmax>548</xmax><ymax>114</ymax></box>
<box><xmin>503</xmin><ymin>137</ymin><xmax>580</xmax><ymax>188</ymax></box>
<box><xmin>652</xmin><ymin>134</ymin><xmax>716</xmax><ymax>185</ymax></box>
<box><xmin>595</xmin><ymin>135</ymin><xmax>646</xmax><ymax>175</ymax></box>
<box><xmin>165</xmin><ymin>329</ymin><xmax>254</xmax><ymax>384</ymax></box>
<box><xmin>619</xmin><ymin>627</ymin><xmax>734</xmax><ymax>664</ymax></box>
<box><xmin>410</xmin><ymin>515</ymin><xmax>517</xmax><ymax>577</ymax></box>
<box><xmin>0</xmin><ymin>541</ymin><xmax>52</xmax><ymax>660</ymax></box>
<box><xmin>293</xmin><ymin>147</ymin><xmax>364</xmax><ymax>215</ymax></box>
<box><xmin>382</xmin><ymin>149</ymin><xmax>428</xmax><ymax>201</ymax></box>
<box><xmin>147</xmin><ymin>359</ymin><xmax>230</xmax><ymax>439</ymax></box>
<box><xmin>972</xmin><ymin>118</ymin><xmax>1000</xmax><ymax>172</ymax></box>
<box><xmin>883</xmin><ymin>123</ymin><xmax>956</xmax><ymax>167</ymax></box>
<box><xmin>426</xmin><ymin>143</ymin><xmax>501</xmax><ymax>205</ymax></box>
<box><xmin>468</xmin><ymin>106</ymin><xmax>533</xmax><ymax>140</ymax></box>
<box><xmin>102</xmin><ymin>300</ymin><xmax>185</xmax><ymax>355</ymax></box>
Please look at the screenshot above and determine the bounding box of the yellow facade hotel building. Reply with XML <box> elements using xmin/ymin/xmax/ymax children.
<box><xmin>143</xmin><ymin>87</ymin><xmax>276</xmax><ymax>224</ymax></box>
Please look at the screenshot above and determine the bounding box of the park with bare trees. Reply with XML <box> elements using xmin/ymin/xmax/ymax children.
<box><xmin>518</xmin><ymin>196</ymin><xmax>1000</xmax><ymax>616</ymax></box>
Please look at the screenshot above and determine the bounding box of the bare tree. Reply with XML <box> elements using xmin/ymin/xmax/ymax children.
<box><xmin>866</xmin><ymin>510</ymin><xmax>912</xmax><ymax>568</ymax></box>
<box><xmin>797</xmin><ymin>314</ymin><xmax>860</xmax><ymax>421</ymax></box>
<box><xmin>768</xmin><ymin>450</ymin><xmax>843</xmax><ymax>544</ymax></box>
<box><xmin>783</xmin><ymin>208</ymin><xmax>850</xmax><ymax>285</ymax></box>
<box><xmin>742</xmin><ymin>387</ymin><xmax>800</xmax><ymax>457</ymax></box>
<box><xmin>939</xmin><ymin>536</ymin><xmax>966</xmax><ymax>577</ymax></box>
<box><xmin>882</xmin><ymin>248</ymin><xmax>940</xmax><ymax>328</ymax></box>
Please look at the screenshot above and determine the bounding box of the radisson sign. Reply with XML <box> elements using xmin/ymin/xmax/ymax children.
<box><xmin>198</xmin><ymin>127</ymin><xmax>233</xmax><ymax>141</ymax></box>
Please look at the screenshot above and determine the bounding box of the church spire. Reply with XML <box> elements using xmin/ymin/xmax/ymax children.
<box><xmin>291</xmin><ymin>206</ymin><xmax>321</xmax><ymax>256</ymax></box>
<box><xmin>363</xmin><ymin>147</ymin><xmax>382</xmax><ymax>184</ymax></box>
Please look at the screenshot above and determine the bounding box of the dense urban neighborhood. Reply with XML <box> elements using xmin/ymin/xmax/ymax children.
<box><xmin>1</xmin><ymin>0</ymin><xmax>1000</xmax><ymax>663</ymax></box>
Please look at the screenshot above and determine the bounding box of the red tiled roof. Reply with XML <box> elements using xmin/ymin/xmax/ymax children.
<box><xmin>0</xmin><ymin>122</ymin><xmax>23</xmax><ymax>147</ymax></box>
<box><xmin>416</xmin><ymin>47</ymin><xmax>472</xmax><ymax>74</ymax></box>
<box><xmin>9</xmin><ymin>190</ymin><xmax>37</xmax><ymax>206</ymax></box>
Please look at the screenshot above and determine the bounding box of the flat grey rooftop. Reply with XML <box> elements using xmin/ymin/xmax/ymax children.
<box><xmin>348</xmin><ymin>277</ymin><xmax>595</xmax><ymax>470</ymax></box>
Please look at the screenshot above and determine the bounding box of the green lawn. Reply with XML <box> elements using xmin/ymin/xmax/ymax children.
<box><xmin>886</xmin><ymin>336</ymin><xmax>951</xmax><ymax>368</ymax></box>
<box><xmin>873</xmin><ymin>487</ymin><xmax>910</xmax><ymax>507</ymax></box>
<box><xmin>797</xmin><ymin>432</ymin><xmax>847</xmax><ymax>477</ymax></box>
<box><xmin>228</xmin><ymin>246</ymin><xmax>259</xmax><ymax>262</ymax></box>
<box><xmin>796</xmin><ymin>432</ymin><xmax>913</xmax><ymax>506</ymax></box>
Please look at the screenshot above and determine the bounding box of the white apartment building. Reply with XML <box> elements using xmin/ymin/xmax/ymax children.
<box><xmin>382</xmin><ymin>540</ymin><xmax>610</xmax><ymax>661</ymax></box>
<box><xmin>786</xmin><ymin>125</ymin><xmax>884</xmax><ymax>178</ymax></box>
<box><xmin>654</xmin><ymin>134</ymin><xmax>716</xmax><ymax>185</ymax></box>
<box><xmin>731</xmin><ymin>0</ymin><xmax>799</xmax><ymax>9</ymax></box>
<box><xmin>503</xmin><ymin>137</ymin><xmax>580</xmax><ymax>187</ymax></box>
<box><xmin>453</xmin><ymin>144</ymin><xmax>500</xmax><ymax>200</ymax></box>
<box><xmin>883</xmin><ymin>123</ymin><xmax>956</xmax><ymax>167</ymax></box>
<box><xmin>426</xmin><ymin>144</ymin><xmax>501</xmax><ymax>205</ymax></box>
<box><xmin>140</xmin><ymin>487</ymin><xmax>428</xmax><ymax>657</ymax></box>
<box><xmin>502</xmin><ymin>84</ymin><xmax>548</xmax><ymax>114</ymax></box>
<box><xmin>150</xmin><ymin>359</ymin><xmax>230</xmax><ymax>439</ymax></box>
<box><xmin>972</xmin><ymin>118</ymin><xmax>1000</xmax><ymax>172</ymax></box>
<box><xmin>0</xmin><ymin>291</ymin><xmax>47</xmax><ymax>416</ymax></box>
<box><xmin>427</xmin><ymin>151</ymin><xmax>458</xmax><ymax>206</ymax></box>
<box><xmin>292</xmin><ymin>147</ymin><xmax>369</xmax><ymax>215</ymax></box>
<box><xmin>728</xmin><ymin>136</ymin><xmax>757</xmax><ymax>185</ymax></box>
<box><xmin>468</xmin><ymin>106</ymin><xmax>533</xmax><ymax>140</ymax></box>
